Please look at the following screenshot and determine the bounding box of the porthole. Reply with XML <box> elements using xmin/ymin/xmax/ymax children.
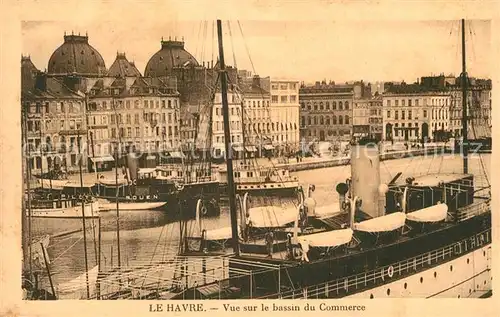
<box><xmin>458</xmin><ymin>295</ymin><xmax>461</xmax><ymax>298</ymax></box>
<box><xmin>420</xmin><ymin>277</ymin><xmax>424</xmax><ymax>283</ymax></box>
<box><xmin>450</xmin><ymin>265</ymin><xmax>453</xmax><ymax>272</ymax></box>
<box><xmin>387</xmin><ymin>289</ymin><xmax>390</xmax><ymax>296</ymax></box>
<box><xmin>404</xmin><ymin>282</ymin><xmax>407</xmax><ymax>289</ymax></box>
<box><xmin>370</xmin><ymin>294</ymin><xmax>374</xmax><ymax>299</ymax></box>
<box><xmin>477</xmin><ymin>284</ymin><xmax>479</xmax><ymax>289</ymax></box>
<box><xmin>469</xmin><ymin>289</ymin><xmax>472</xmax><ymax>294</ymax></box>
<box><xmin>484</xmin><ymin>280</ymin><xmax>487</xmax><ymax>285</ymax></box>
<box><xmin>434</xmin><ymin>272</ymin><xmax>437</xmax><ymax>278</ymax></box>
<box><xmin>467</xmin><ymin>258</ymin><xmax>470</xmax><ymax>264</ymax></box>
<box><xmin>483</xmin><ymin>251</ymin><xmax>486</xmax><ymax>257</ymax></box>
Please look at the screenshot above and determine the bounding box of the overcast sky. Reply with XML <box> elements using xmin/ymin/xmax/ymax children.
<box><xmin>22</xmin><ymin>19</ymin><xmax>491</xmax><ymax>84</ymax></box>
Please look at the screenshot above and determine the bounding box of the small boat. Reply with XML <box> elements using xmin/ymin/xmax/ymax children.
<box><xmin>98</xmin><ymin>199</ymin><xmax>167</xmax><ymax>211</ymax></box>
<box><xmin>28</xmin><ymin>196</ymin><xmax>99</xmax><ymax>218</ymax></box>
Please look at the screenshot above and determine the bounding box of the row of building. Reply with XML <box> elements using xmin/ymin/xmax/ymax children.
<box><xmin>21</xmin><ymin>33</ymin><xmax>491</xmax><ymax>174</ymax></box>
<box><xmin>21</xmin><ymin>33</ymin><xmax>300</xmax><ymax>173</ymax></box>
<box><xmin>298</xmin><ymin>75</ymin><xmax>492</xmax><ymax>144</ymax></box>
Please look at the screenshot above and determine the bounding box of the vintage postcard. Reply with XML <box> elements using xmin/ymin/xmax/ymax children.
<box><xmin>1</xmin><ymin>0</ymin><xmax>499</xmax><ymax>316</ymax></box>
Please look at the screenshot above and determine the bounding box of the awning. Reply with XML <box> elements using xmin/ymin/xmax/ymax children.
<box><xmin>90</xmin><ymin>156</ymin><xmax>114</xmax><ymax>163</ymax></box>
<box><xmin>245</xmin><ymin>146</ymin><xmax>257</xmax><ymax>152</ymax></box>
<box><xmin>232</xmin><ymin>145</ymin><xmax>245</xmax><ymax>152</ymax></box>
<box><xmin>168</xmin><ymin>151</ymin><xmax>185</xmax><ymax>158</ymax></box>
<box><xmin>263</xmin><ymin>144</ymin><xmax>274</xmax><ymax>150</ymax></box>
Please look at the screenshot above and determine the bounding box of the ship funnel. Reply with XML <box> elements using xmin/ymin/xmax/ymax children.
<box><xmin>351</xmin><ymin>139</ymin><xmax>383</xmax><ymax>218</ymax></box>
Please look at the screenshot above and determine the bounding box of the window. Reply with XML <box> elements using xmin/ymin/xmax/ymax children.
<box><xmin>301</xmin><ymin>116</ymin><xmax>305</xmax><ymax>126</ymax></box>
<box><xmin>320</xmin><ymin>116</ymin><xmax>324</xmax><ymax>125</ymax></box>
<box><xmin>395</xmin><ymin>100</ymin><xmax>399</xmax><ymax>106</ymax></box>
<box><xmin>326</xmin><ymin>102</ymin><xmax>330</xmax><ymax>110</ymax></box>
<box><xmin>402</xmin><ymin>111</ymin><xmax>405</xmax><ymax>120</ymax></box>
<box><xmin>395</xmin><ymin>111</ymin><xmax>399</xmax><ymax>120</ymax></box>
<box><xmin>111</xmin><ymin>128</ymin><xmax>116</xmax><ymax>138</ymax></box>
<box><xmin>387</xmin><ymin>110</ymin><xmax>391</xmax><ymax>118</ymax></box>
<box><xmin>402</xmin><ymin>100</ymin><xmax>406</xmax><ymax>106</ymax></box>
<box><xmin>339</xmin><ymin>101</ymin><xmax>343</xmax><ymax>110</ymax></box>
<box><xmin>280</xmin><ymin>84</ymin><xmax>288</xmax><ymax>90</ymax></box>
<box><xmin>339</xmin><ymin>116</ymin><xmax>343</xmax><ymax>125</ymax></box>
<box><xmin>127</xmin><ymin>127</ymin><xmax>132</xmax><ymax>137</ymax></box>
<box><xmin>272</xmin><ymin>95</ymin><xmax>278</xmax><ymax>103</ymax></box>
<box><xmin>168</xmin><ymin>113</ymin><xmax>172</xmax><ymax>123</ymax></box>
<box><xmin>168</xmin><ymin>100</ymin><xmax>172</xmax><ymax>108</ymax></box>
<box><xmin>290</xmin><ymin>95</ymin><xmax>297</xmax><ymax>102</ymax></box>
<box><xmin>415</xmin><ymin>99</ymin><xmax>419</xmax><ymax>106</ymax></box>
<box><xmin>301</xmin><ymin>102</ymin><xmax>306</xmax><ymax>109</ymax></box>
<box><xmin>345</xmin><ymin>115</ymin><xmax>349</xmax><ymax>124</ymax></box>
<box><xmin>409</xmin><ymin>110</ymin><xmax>412</xmax><ymax>120</ymax></box>
<box><xmin>307</xmin><ymin>117</ymin><xmax>311</xmax><ymax>125</ymax></box>
<box><xmin>423</xmin><ymin>110</ymin><xmax>427</xmax><ymax>118</ymax></box>
<box><xmin>387</xmin><ymin>100</ymin><xmax>391</xmax><ymax>107</ymax></box>
<box><xmin>332</xmin><ymin>116</ymin><xmax>337</xmax><ymax>124</ymax></box>
<box><xmin>319</xmin><ymin>102</ymin><xmax>324</xmax><ymax>110</ymax></box>
<box><xmin>135</xmin><ymin>127</ymin><xmax>140</xmax><ymax>137</ymax></box>
<box><xmin>345</xmin><ymin>101</ymin><xmax>349</xmax><ymax>110</ymax></box>
<box><xmin>332</xmin><ymin>101</ymin><xmax>337</xmax><ymax>110</ymax></box>
<box><xmin>126</xmin><ymin>114</ymin><xmax>131</xmax><ymax>124</ymax></box>
<box><xmin>313</xmin><ymin>117</ymin><xmax>317</xmax><ymax>125</ymax></box>
<box><xmin>280</xmin><ymin>96</ymin><xmax>288</xmax><ymax>103</ymax></box>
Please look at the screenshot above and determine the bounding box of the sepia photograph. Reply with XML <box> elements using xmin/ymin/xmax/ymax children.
<box><xmin>6</xmin><ymin>1</ymin><xmax>495</xmax><ymax>310</ymax></box>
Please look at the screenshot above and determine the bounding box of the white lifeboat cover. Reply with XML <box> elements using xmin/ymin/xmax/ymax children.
<box><xmin>247</xmin><ymin>206</ymin><xmax>297</xmax><ymax>228</ymax></box>
<box><xmin>298</xmin><ymin>228</ymin><xmax>353</xmax><ymax>248</ymax></box>
<box><xmin>99</xmin><ymin>178</ymin><xmax>128</xmax><ymax>186</ymax></box>
<box><xmin>314</xmin><ymin>204</ymin><xmax>342</xmax><ymax>218</ymax></box>
<box><xmin>204</xmin><ymin>226</ymin><xmax>232</xmax><ymax>240</ymax></box>
<box><xmin>353</xmin><ymin>212</ymin><xmax>406</xmax><ymax>233</ymax></box>
<box><xmin>406</xmin><ymin>203</ymin><xmax>448</xmax><ymax>223</ymax></box>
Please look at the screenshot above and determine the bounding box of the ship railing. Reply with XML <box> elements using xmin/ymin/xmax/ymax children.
<box><xmin>256</xmin><ymin>229</ymin><xmax>489</xmax><ymax>299</ymax></box>
<box><xmin>456</xmin><ymin>200</ymin><xmax>490</xmax><ymax>222</ymax></box>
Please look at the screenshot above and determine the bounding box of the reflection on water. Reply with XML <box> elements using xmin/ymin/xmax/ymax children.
<box><xmin>35</xmin><ymin>154</ymin><xmax>490</xmax><ymax>290</ymax></box>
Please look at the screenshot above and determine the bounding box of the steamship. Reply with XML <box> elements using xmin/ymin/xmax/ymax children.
<box><xmin>167</xmin><ymin>19</ymin><xmax>492</xmax><ymax>299</ymax></box>
<box><xmin>85</xmin><ymin>19</ymin><xmax>490</xmax><ymax>300</ymax></box>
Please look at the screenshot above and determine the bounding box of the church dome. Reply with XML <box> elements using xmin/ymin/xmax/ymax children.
<box><xmin>47</xmin><ymin>33</ymin><xmax>106</xmax><ymax>76</ymax></box>
<box><xmin>144</xmin><ymin>39</ymin><xmax>199</xmax><ymax>77</ymax></box>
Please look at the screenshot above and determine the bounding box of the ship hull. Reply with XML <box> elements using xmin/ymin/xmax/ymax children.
<box><xmin>98</xmin><ymin>200</ymin><xmax>167</xmax><ymax>211</ymax></box>
<box><xmin>29</xmin><ymin>202</ymin><xmax>100</xmax><ymax>218</ymax></box>
<box><xmin>220</xmin><ymin>181</ymin><xmax>299</xmax><ymax>197</ymax></box>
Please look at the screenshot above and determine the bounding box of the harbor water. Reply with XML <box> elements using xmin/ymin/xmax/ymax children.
<box><xmin>34</xmin><ymin>153</ymin><xmax>491</xmax><ymax>289</ymax></box>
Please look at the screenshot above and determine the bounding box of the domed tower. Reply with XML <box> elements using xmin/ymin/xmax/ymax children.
<box><xmin>144</xmin><ymin>38</ymin><xmax>199</xmax><ymax>77</ymax></box>
<box><xmin>47</xmin><ymin>33</ymin><xmax>106</xmax><ymax>77</ymax></box>
<box><xmin>107</xmin><ymin>52</ymin><xmax>142</xmax><ymax>77</ymax></box>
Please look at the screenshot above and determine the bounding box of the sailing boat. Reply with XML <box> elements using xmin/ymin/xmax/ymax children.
<box><xmin>168</xmin><ymin>18</ymin><xmax>491</xmax><ymax>300</ymax></box>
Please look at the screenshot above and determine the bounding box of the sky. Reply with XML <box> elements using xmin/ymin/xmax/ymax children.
<box><xmin>21</xmin><ymin>19</ymin><xmax>491</xmax><ymax>84</ymax></box>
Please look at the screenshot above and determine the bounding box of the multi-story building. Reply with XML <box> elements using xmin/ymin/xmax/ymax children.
<box><xmin>241</xmin><ymin>76</ymin><xmax>270</xmax><ymax>158</ymax></box>
<box><xmin>240</xmin><ymin>74</ymin><xmax>301</xmax><ymax>156</ymax></box>
<box><xmin>382</xmin><ymin>85</ymin><xmax>451</xmax><ymax>142</ymax></box>
<box><xmin>267</xmin><ymin>79</ymin><xmax>300</xmax><ymax>154</ymax></box>
<box><xmin>352</xmin><ymin>99</ymin><xmax>371</xmax><ymax>138</ymax></box>
<box><xmin>299</xmin><ymin>82</ymin><xmax>354</xmax><ymax>142</ymax></box>
<box><xmin>21</xmin><ymin>61</ymin><xmax>88</xmax><ymax>174</ymax></box>
<box><xmin>85</xmin><ymin>75</ymin><xmax>181</xmax><ymax>167</ymax></box>
<box><xmin>196</xmin><ymin>89</ymin><xmax>244</xmax><ymax>159</ymax></box>
<box><xmin>449</xmin><ymin>79</ymin><xmax>492</xmax><ymax>138</ymax></box>
<box><xmin>369</xmin><ymin>96</ymin><xmax>383</xmax><ymax>140</ymax></box>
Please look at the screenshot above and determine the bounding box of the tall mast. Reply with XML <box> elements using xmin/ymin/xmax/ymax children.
<box><xmin>461</xmin><ymin>18</ymin><xmax>469</xmax><ymax>174</ymax></box>
<box><xmin>21</xmin><ymin>104</ymin><xmax>32</xmax><ymax>278</ymax></box>
<box><xmin>77</xmin><ymin>131</ymin><xmax>90</xmax><ymax>298</ymax></box>
<box><xmin>112</xmin><ymin>98</ymin><xmax>122</xmax><ymax>268</ymax></box>
<box><xmin>217</xmin><ymin>20</ymin><xmax>240</xmax><ymax>255</ymax></box>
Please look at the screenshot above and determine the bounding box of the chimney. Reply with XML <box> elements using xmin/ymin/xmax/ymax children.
<box><xmin>35</xmin><ymin>71</ymin><xmax>47</xmax><ymax>91</ymax></box>
<box><xmin>252</xmin><ymin>75</ymin><xmax>260</xmax><ymax>88</ymax></box>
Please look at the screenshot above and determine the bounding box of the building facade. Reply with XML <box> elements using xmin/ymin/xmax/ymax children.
<box><xmin>369</xmin><ymin>96</ymin><xmax>383</xmax><ymax>140</ymax></box>
<box><xmin>299</xmin><ymin>83</ymin><xmax>354</xmax><ymax>143</ymax></box>
<box><xmin>352</xmin><ymin>99</ymin><xmax>371</xmax><ymax>138</ymax></box>
<box><xmin>382</xmin><ymin>90</ymin><xmax>451</xmax><ymax>142</ymax></box>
